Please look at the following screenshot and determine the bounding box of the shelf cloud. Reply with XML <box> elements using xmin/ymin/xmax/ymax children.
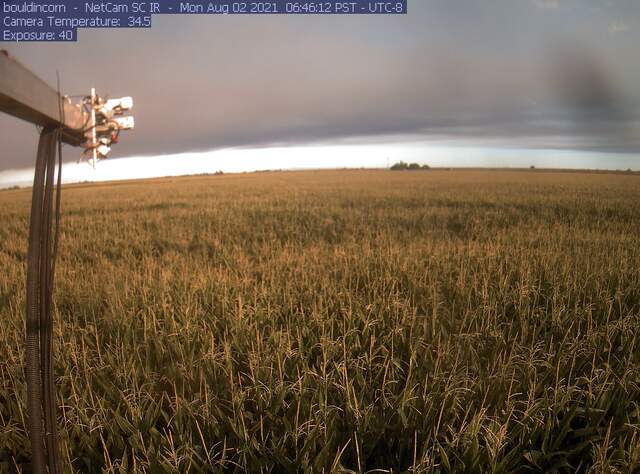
<box><xmin>1</xmin><ymin>0</ymin><xmax>639</xmax><ymax>172</ymax></box>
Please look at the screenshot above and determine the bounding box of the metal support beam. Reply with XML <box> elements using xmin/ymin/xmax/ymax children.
<box><xmin>0</xmin><ymin>50</ymin><xmax>86</xmax><ymax>146</ymax></box>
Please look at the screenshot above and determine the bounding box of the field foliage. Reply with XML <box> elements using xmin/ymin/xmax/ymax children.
<box><xmin>1</xmin><ymin>170</ymin><xmax>639</xmax><ymax>472</ymax></box>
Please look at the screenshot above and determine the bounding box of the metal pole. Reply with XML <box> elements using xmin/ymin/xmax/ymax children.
<box><xmin>90</xmin><ymin>88</ymin><xmax>97</xmax><ymax>169</ymax></box>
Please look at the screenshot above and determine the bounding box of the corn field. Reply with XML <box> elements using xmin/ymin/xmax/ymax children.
<box><xmin>1</xmin><ymin>170</ymin><xmax>639</xmax><ymax>472</ymax></box>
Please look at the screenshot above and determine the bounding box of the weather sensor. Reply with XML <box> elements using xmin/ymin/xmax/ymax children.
<box><xmin>83</xmin><ymin>87</ymin><xmax>135</xmax><ymax>167</ymax></box>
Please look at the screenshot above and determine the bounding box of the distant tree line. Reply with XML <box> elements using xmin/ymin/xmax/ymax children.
<box><xmin>390</xmin><ymin>161</ymin><xmax>430</xmax><ymax>171</ymax></box>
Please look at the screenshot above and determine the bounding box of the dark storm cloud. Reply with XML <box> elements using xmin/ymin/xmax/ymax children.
<box><xmin>1</xmin><ymin>0</ymin><xmax>639</xmax><ymax>171</ymax></box>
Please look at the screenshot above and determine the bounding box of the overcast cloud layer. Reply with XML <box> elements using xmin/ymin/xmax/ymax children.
<box><xmin>1</xmin><ymin>0</ymin><xmax>639</xmax><ymax>172</ymax></box>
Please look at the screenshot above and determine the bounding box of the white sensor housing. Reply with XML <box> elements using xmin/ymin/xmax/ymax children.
<box><xmin>104</xmin><ymin>96</ymin><xmax>133</xmax><ymax>112</ymax></box>
<box><xmin>112</xmin><ymin>116</ymin><xmax>135</xmax><ymax>130</ymax></box>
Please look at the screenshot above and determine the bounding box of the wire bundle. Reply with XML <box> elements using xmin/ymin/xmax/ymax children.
<box><xmin>25</xmin><ymin>126</ymin><xmax>62</xmax><ymax>474</ymax></box>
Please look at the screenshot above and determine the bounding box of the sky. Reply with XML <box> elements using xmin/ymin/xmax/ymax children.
<box><xmin>1</xmin><ymin>0</ymin><xmax>639</xmax><ymax>186</ymax></box>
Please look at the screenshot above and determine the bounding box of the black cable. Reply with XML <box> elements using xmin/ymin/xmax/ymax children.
<box><xmin>39</xmin><ymin>130</ymin><xmax>58</xmax><ymax>474</ymax></box>
<box><xmin>26</xmin><ymin>127</ymin><xmax>58</xmax><ymax>474</ymax></box>
<box><xmin>24</xmin><ymin>80</ymin><xmax>65</xmax><ymax>473</ymax></box>
<box><xmin>42</xmin><ymin>76</ymin><xmax>64</xmax><ymax>474</ymax></box>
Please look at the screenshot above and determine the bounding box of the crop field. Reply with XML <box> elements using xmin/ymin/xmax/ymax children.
<box><xmin>0</xmin><ymin>169</ymin><xmax>639</xmax><ymax>473</ymax></box>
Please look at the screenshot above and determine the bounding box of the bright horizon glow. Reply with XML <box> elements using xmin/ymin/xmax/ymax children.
<box><xmin>0</xmin><ymin>140</ymin><xmax>637</xmax><ymax>189</ymax></box>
